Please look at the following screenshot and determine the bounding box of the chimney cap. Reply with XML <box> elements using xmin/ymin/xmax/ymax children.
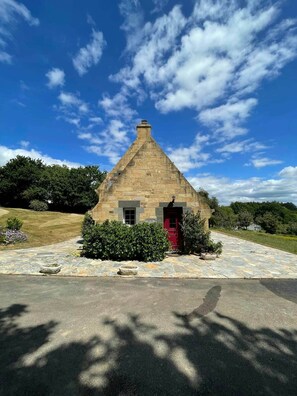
<box><xmin>136</xmin><ymin>119</ymin><xmax>152</xmax><ymax>140</ymax></box>
<box><xmin>137</xmin><ymin>119</ymin><xmax>150</xmax><ymax>126</ymax></box>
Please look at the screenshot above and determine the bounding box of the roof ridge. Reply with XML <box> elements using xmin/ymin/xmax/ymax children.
<box><xmin>97</xmin><ymin>137</ymin><xmax>147</xmax><ymax>199</ymax></box>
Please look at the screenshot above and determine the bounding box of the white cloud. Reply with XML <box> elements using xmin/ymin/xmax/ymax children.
<box><xmin>167</xmin><ymin>134</ymin><xmax>211</xmax><ymax>172</ymax></box>
<box><xmin>189</xmin><ymin>166</ymin><xmax>297</xmax><ymax>205</ymax></box>
<box><xmin>166</xmin><ymin>134</ymin><xmax>269</xmax><ymax>172</ymax></box>
<box><xmin>62</xmin><ymin>117</ymin><xmax>80</xmax><ymax>127</ymax></box>
<box><xmin>0</xmin><ymin>0</ymin><xmax>39</xmax><ymax>26</ymax></box>
<box><xmin>111</xmin><ymin>0</ymin><xmax>297</xmax><ymax>158</ymax></box>
<box><xmin>0</xmin><ymin>144</ymin><xmax>82</xmax><ymax>168</ymax></box>
<box><xmin>0</xmin><ymin>0</ymin><xmax>39</xmax><ymax>63</ymax></box>
<box><xmin>11</xmin><ymin>99</ymin><xmax>26</xmax><ymax>107</ymax></box>
<box><xmin>77</xmin><ymin>132</ymin><xmax>92</xmax><ymax>140</ymax></box>
<box><xmin>79</xmin><ymin>119</ymin><xmax>131</xmax><ymax>165</ymax></box>
<box><xmin>54</xmin><ymin>89</ymin><xmax>126</xmax><ymax>165</ymax></box>
<box><xmin>0</xmin><ymin>51</ymin><xmax>11</xmax><ymax>63</ymax></box>
<box><xmin>86</xmin><ymin>14</ymin><xmax>96</xmax><ymax>27</ymax></box>
<box><xmin>217</xmin><ymin>139</ymin><xmax>267</xmax><ymax>155</ymax></box>
<box><xmin>88</xmin><ymin>117</ymin><xmax>102</xmax><ymax>125</ymax></box>
<box><xmin>279</xmin><ymin>166</ymin><xmax>297</xmax><ymax>179</ymax></box>
<box><xmin>19</xmin><ymin>140</ymin><xmax>29</xmax><ymax>148</ymax></box>
<box><xmin>250</xmin><ymin>157</ymin><xmax>283</xmax><ymax>168</ymax></box>
<box><xmin>151</xmin><ymin>0</ymin><xmax>169</xmax><ymax>14</ymax></box>
<box><xmin>99</xmin><ymin>90</ymin><xmax>136</xmax><ymax>120</ymax></box>
<box><xmin>46</xmin><ymin>68</ymin><xmax>65</xmax><ymax>89</ymax></box>
<box><xmin>112</xmin><ymin>5</ymin><xmax>187</xmax><ymax>91</ymax></box>
<box><xmin>119</xmin><ymin>0</ymin><xmax>144</xmax><ymax>54</ymax></box>
<box><xmin>20</xmin><ymin>80</ymin><xmax>29</xmax><ymax>90</ymax></box>
<box><xmin>72</xmin><ymin>29</ymin><xmax>105</xmax><ymax>76</ymax></box>
<box><xmin>199</xmin><ymin>98</ymin><xmax>258</xmax><ymax>139</ymax></box>
<box><xmin>58</xmin><ymin>91</ymin><xmax>89</xmax><ymax>114</ymax></box>
<box><xmin>58</xmin><ymin>91</ymin><xmax>80</xmax><ymax>107</ymax></box>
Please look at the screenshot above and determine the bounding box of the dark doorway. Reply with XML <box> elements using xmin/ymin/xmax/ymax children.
<box><xmin>163</xmin><ymin>207</ymin><xmax>182</xmax><ymax>250</ymax></box>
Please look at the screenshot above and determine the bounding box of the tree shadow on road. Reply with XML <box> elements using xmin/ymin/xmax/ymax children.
<box><xmin>1</xmin><ymin>294</ymin><xmax>297</xmax><ymax>395</ymax></box>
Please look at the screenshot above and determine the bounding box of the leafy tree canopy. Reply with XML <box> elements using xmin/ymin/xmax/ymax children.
<box><xmin>0</xmin><ymin>156</ymin><xmax>106</xmax><ymax>213</ymax></box>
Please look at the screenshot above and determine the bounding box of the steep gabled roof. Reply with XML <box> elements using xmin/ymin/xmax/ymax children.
<box><xmin>97</xmin><ymin>120</ymin><xmax>202</xmax><ymax>202</ymax></box>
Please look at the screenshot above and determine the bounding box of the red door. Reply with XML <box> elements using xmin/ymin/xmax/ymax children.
<box><xmin>163</xmin><ymin>208</ymin><xmax>182</xmax><ymax>250</ymax></box>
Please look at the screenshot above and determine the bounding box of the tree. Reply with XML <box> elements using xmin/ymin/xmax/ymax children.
<box><xmin>287</xmin><ymin>222</ymin><xmax>297</xmax><ymax>236</ymax></box>
<box><xmin>41</xmin><ymin>165</ymin><xmax>71</xmax><ymax>211</ymax></box>
<box><xmin>237</xmin><ymin>211</ymin><xmax>253</xmax><ymax>229</ymax></box>
<box><xmin>256</xmin><ymin>212</ymin><xmax>279</xmax><ymax>234</ymax></box>
<box><xmin>67</xmin><ymin>166</ymin><xmax>106</xmax><ymax>212</ymax></box>
<box><xmin>0</xmin><ymin>156</ymin><xmax>45</xmax><ymax>207</ymax></box>
<box><xmin>211</xmin><ymin>206</ymin><xmax>237</xmax><ymax>229</ymax></box>
<box><xmin>0</xmin><ymin>156</ymin><xmax>106</xmax><ymax>213</ymax></box>
<box><xmin>42</xmin><ymin>165</ymin><xmax>106</xmax><ymax>213</ymax></box>
<box><xmin>198</xmin><ymin>189</ymin><xmax>219</xmax><ymax>211</ymax></box>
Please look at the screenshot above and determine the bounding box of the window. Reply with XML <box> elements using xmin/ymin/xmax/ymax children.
<box><xmin>124</xmin><ymin>208</ymin><xmax>136</xmax><ymax>225</ymax></box>
<box><xmin>169</xmin><ymin>216</ymin><xmax>176</xmax><ymax>228</ymax></box>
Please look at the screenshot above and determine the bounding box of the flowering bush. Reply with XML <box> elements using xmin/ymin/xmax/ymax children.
<box><xmin>0</xmin><ymin>230</ymin><xmax>28</xmax><ymax>245</ymax></box>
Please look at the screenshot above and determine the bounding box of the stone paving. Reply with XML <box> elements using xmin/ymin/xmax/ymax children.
<box><xmin>0</xmin><ymin>232</ymin><xmax>296</xmax><ymax>278</ymax></box>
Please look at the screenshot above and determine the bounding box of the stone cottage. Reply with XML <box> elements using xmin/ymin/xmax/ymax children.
<box><xmin>92</xmin><ymin>120</ymin><xmax>212</xmax><ymax>249</ymax></box>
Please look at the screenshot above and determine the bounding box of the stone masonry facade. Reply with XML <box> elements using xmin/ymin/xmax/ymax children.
<box><xmin>92</xmin><ymin>120</ymin><xmax>212</xmax><ymax>228</ymax></box>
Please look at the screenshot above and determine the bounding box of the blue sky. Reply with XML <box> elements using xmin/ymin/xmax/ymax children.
<box><xmin>0</xmin><ymin>0</ymin><xmax>297</xmax><ymax>204</ymax></box>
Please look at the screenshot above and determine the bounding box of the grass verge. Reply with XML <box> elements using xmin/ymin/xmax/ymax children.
<box><xmin>213</xmin><ymin>228</ymin><xmax>297</xmax><ymax>255</ymax></box>
<box><xmin>0</xmin><ymin>208</ymin><xmax>83</xmax><ymax>250</ymax></box>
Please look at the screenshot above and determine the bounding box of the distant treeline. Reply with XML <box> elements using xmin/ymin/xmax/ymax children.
<box><xmin>199</xmin><ymin>189</ymin><xmax>297</xmax><ymax>235</ymax></box>
<box><xmin>0</xmin><ymin>156</ymin><xmax>106</xmax><ymax>213</ymax></box>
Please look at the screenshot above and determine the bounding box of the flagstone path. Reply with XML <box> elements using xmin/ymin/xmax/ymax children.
<box><xmin>0</xmin><ymin>232</ymin><xmax>296</xmax><ymax>278</ymax></box>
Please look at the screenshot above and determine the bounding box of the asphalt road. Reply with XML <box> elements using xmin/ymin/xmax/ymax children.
<box><xmin>0</xmin><ymin>275</ymin><xmax>297</xmax><ymax>395</ymax></box>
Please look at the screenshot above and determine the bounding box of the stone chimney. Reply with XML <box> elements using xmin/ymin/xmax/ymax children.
<box><xmin>136</xmin><ymin>119</ymin><xmax>151</xmax><ymax>140</ymax></box>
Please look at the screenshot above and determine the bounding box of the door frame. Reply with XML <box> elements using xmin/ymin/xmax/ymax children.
<box><xmin>163</xmin><ymin>207</ymin><xmax>183</xmax><ymax>250</ymax></box>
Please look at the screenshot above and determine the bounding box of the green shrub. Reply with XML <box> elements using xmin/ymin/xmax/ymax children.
<box><xmin>132</xmin><ymin>222</ymin><xmax>170</xmax><ymax>262</ymax></box>
<box><xmin>83</xmin><ymin>221</ymin><xmax>170</xmax><ymax>262</ymax></box>
<box><xmin>203</xmin><ymin>240</ymin><xmax>223</xmax><ymax>255</ymax></box>
<box><xmin>276</xmin><ymin>223</ymin><xmax>288</xmax><ymax>235</ymax></box>
<box><xmin>29</xmin><ymin>199</ymin><xmax>48</xmax><ymax>211</ymax></box>
<box><xmin>287</xmin><ymin>222</ymin><xmax>297</xmax><ymax>236</ymax></box>
<box><xmin>0</xmin><ymin>227</ymin><xmax>6</xmax><ymax>244</ymax></box>
<box><xmin>180</xmin><ymin>211</ymin><xmax>223</xmax><ymax>255</ymax></box>
<box><xmin>6</xmin><ymin>217</ymin><xmax>23</xmax><ymax>231</ymax></box>
<box><xmin>180</xmin><ymin>211</ymin><xmax>208</xmax><ymax>254</ymax></box>
<box><xmin>81</xmin><ymin>212</ymin><xmax>95</xmax><ymax>239</ymax></box>
<box><xmin>256</xmin><ymin>212</ymin><xmax>279</xmax><ymax>234</ymax></box>
<box><xmin>83</xmin><ymin>221</ymin><xmax>135</xmax><ymax>261</ymax></box>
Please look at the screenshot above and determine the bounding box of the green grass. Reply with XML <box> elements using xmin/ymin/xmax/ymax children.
<box><xmin>0</xmin><ymin>208</ymin><xmax>84</xmax><ymax>250</ymax></box>
<box><xmin>213</xmin><ymin>228</ymin><xmax>297</xmax><ymax>255</ymax></box>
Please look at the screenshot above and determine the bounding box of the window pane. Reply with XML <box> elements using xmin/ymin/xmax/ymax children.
<box><xmin>124</xmin><ymin>209</ymin><xmax>136</xmax><ymax>225</ymax></box>
<box><xmin>170</xmin><ymin>216</ymin><xmax>176</xmax><ymax>228</ymax></box>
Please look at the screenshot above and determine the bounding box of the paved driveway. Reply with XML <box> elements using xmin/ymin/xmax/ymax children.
<box><xmin>0</xmin><ymin>231</ymin><xmax>296</xmax><ymax>278</ymax></box>
<box><xmin>0</xmin><ymin>276</ymin><xmax>297</xmax><ymax>395</ymax></box>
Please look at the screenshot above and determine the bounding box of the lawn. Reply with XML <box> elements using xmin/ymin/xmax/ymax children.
<box><xmin>214</xmin><ymin>228</ymin><xmax>297</xmax><ymax>255</ymax></box>
<box><xmin>0</xmin><ymin>208</ymin><xmax>84</xmax><ymax>250</ymax></box>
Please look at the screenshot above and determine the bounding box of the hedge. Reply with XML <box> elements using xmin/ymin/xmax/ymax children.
<box><xmin>82</xmin><ymin>220</ymin><xmax>170</xmax><ymax>262</ymax></box>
